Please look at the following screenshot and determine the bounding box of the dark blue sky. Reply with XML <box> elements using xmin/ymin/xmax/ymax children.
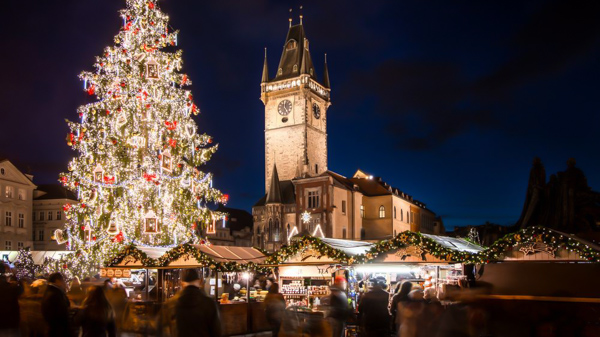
<box><xmin>1</xmin><ymin>0</ymin><xmax>599</xmax><ymax>230</ymax></box>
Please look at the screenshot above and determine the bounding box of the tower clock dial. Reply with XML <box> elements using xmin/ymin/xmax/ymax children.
<box><xmin>277</xmin><ymin>100</ymin><xmax>292</xmax><ymax>116</ymax></box>
<box><xmin>312</xmin><ymin>103</ymin><xmax>321</xmax><ymax>119</ymax></box>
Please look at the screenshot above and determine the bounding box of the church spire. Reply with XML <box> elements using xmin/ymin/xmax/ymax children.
<box><xmin>266</xmin><ymin>164</ymin><xmax>282</xmax><ymax>204</ymax></box>
<box><xmin>323</xmin><ymin>53</ymin><xmax>330</xmax><ymax>88</ymax></box>
<box><xmin>261</xmin><ymin>48</ymin><xmax>269</xmax><ymax>83</ymax></box>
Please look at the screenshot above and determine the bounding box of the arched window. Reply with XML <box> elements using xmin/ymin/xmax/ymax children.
<box><xmin>274</xmin><ymin>219</ymin><xmax>280</xmax><ymax>242</ymax></box>
<box><xmin>360</xmin><ymin>228</ymin><xmax>366</xmax><ymax>240</ymax></box>
<box><xmin>360</xmin><ymin>205</ymin><xmax>364</xmax><ymax>218</ymax></box>
<box><xmin>342</xmin><ymin>228</ymin><xmax>347</xmax><ymax>239</ymax></box>
<box><xmin>293</xmin><ymin>64</ymin><xmax>298</xmax><ymax>72</ymax></box>
<box><xmin>268</xmin><ymin>219</ymin><xmax>273</xmax><ymax>241</ymax></box>
<box><xmin>286</xmin><ymin>40</ymin><xmax>297</xmax><ymax>50</ymax></box>
<box><xmin>379</xmin><ymin>206</ymin><xmax>385</xmax><ymax>218</ymax></box>
<box><xmin>401</xmin><ymin>209</ymin><xmax>403</xmax><ymax>221</ymax></box>
<box><xmin>394</xmin><ymin>206</ymin><xmax>397</xmax><ymax>219</ymax></box>
<box><xmin>394</xmin><ymin>230</ymin><xmax>397</xmax><ymax>237</ymax></box>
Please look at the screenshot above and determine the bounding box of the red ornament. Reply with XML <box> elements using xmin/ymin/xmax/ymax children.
<box><xmin>168</xmin><ymin>138</ymin><xmax>177</xmax><ymax>147</ymax></box>
<box><xmin>63</xmin><ymin>264</ymin><xmax>68</xmax><ymax>269</ymax></box>
<box><xmin>207</xmin><ymin>137</ymin><xmax>212</xmax><ymax>144</ymax></box>
<box><xmin>60</xmin><ymin>176</ymin><xmax>68</xmax><ymax>184</ymax></box>
<box><xmin>221</xmin><ymin>194</ymin><xmax>230</xmax><ymax>204</ymax></box>
<box><xmin>81</xmin><ymin>203</ymin><xmax>86</xmax><ymax>208</ymax></box>
<box><xmin>164</xmin><ymin>121</ymin><xmax>178</xmax><ymax>131</ymax></box>
<box><xmin>63</xmin><ymin>204</ymin><xmax>72</xmax><ymax>212</ymax></box>
<box><xmin>143</xmin><ymin>172</ymin><xmax>157</xmax><ymax>182</ymax></box>
<box><xmin>148</xmin><ymin>1</ymin><xmax>155</xmax><ymax>9</ymax></box>
<box><xmin>87</xmin><ymin>84</ymin><xmax>95</xmax><ymax>95</ymax></box>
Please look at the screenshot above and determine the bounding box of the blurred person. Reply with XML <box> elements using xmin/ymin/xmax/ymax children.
<box><xmin>397</xmin><ymin>289</ymin><xmax>424</xmax><ymax>337</ymax></box>
<box><xmin>68</xmin><ymin>276</ymin><xmax>86</xmax><ymax>306</ymax></box>
<box><xmin>105</xmin><ymin>279</ymin><xmax>127</xmax><ymax>335</ymax></box>
<box><xmin>76</xmin><ymin>286</ymin><xmax>116</xmax><ymax>337</ymax></box>
<box><xmin>390</xmin><ymin>281</ymin><xmax>412</xmax><ymax>332</ymax></box>
<box><xmin>175</xmin><ymin>269</ymin><xmax>221</xmax><ymax>337</ymax></box>
<box><xmin>0</xmin><ymin>262</ymin><xmax>23</xmax><ymax>337</ymax></box>
<box><xmin>420</xmin><ymin>288</ymin><xmax>444</xmax><ymax>337</ymax></box>
<box><xmin>42</xmin><ymin>272</ymin><xmax>74</xmax><ymax>337</ymax></box>
<box><xmin>327</xmin><ymin>276</ymin><xmax>349</xmax><ymax>337</ymax></box>
<box><xmin>358</xmin><ymin>281</ymin><xmax>391</xmax><ymax>337</ymax></box>
<box><xmin>264</xmin><ymin>282</ymin><xmax>285</xmax><ymax>337</ymax></box>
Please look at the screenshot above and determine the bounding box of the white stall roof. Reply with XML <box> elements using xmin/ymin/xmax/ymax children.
<box><xmin>0</xmin><ymin>251</ymin><xmax>71</xmax><ymax>265</ymax></box>
<box><xmin>192</xmin><ymin>245</ymin><xmax>266</xmax><ymax>264</ymax></box>
<box><xmin>319</xmin><ymin>238</ymin><xmax>374</xmax><ymax>256</ymax></box>
<box><xmin>422</xmin><ymin>234</ymin><xmax>483</xmax><ymax>253</ymax></box>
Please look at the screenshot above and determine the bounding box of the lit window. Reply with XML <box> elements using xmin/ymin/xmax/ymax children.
<box><xmin>48</xmin><ymin>211</ymin><xmax>53</xmax><ymax>221</ymax></box>
<box><xmin>293</xmin><ymin>64</ymin><xmax>298</xmax><ymax>72</ymax></box>
<box><xmin>57</xmin><ymin>211</ymin><xmax>62</xmax><ymax>220</ymax></box>
<box><xmin>18</xmin><ymin>189</ymin><xmax>26</xmax><ymax>200</ymax></box>
<box><xmin>341</xmin><ymin>200</ymin><xmax>346</xmax><ymax>214</ymax></box>
<box><xmin>5</xmin><ymin>211</ymin><xmax>12</xmax><ymax>227</ymax></box>
<box><xmin>308</xmin><ymin>190</ymin><xmax>320</xmax><ymax>209</ymax></box>
<box><xmin>360</xmin><ymin>205</ymin><xmax>364</xmax><ymax>218</ymax></box>
<box><xmin>5</xmin><ymin>186</ymin><xmax>14</xmax><ymax>198</ymax></box>
<box><xmin>5</xmin><ymin>241</ymin><xmax>11</xmax><ymax>250</ymax></box>
<box><xmin>286</xmin><ymin>40</ymin><xmax>297</xmax><ymax>50</ymax></box>
<box><xmin>18</xmin><ymin>214</ymin><xmax>24</xmax><ymax>228</ymax></box>
<box><xmin>17</xmin><ymin>242</ymin><xmax>23</xmax><ymax>249</ymax></box>
<box><xmin>379</xmin><ymin>206</ymin><xmax>385</xmax><ymax>218</ymax></box>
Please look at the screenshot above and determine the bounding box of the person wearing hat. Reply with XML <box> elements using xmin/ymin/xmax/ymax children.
<box><xmin>175</xmin><ymin>269</ymin><xmax>221</xmax><ymax>337</ymax></box>
<box><xmin>327</xmin><ymin>276</ymin><xmax>349</xmax><ymax>337</ymax></box>
<box><xmin>357</xmin><ymin>280</ymin><xmax>391</xmax><ymax>337</ymax></box>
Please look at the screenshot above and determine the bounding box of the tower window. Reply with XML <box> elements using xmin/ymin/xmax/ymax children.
<box><xmin>278</xmin><ymin>68</ymin><xmax>282</xmax><ymax>75</ymax></box>
<box><xmin>394</xmin><ymin>206</ymin><xmax>397</xmax><ymax>219</ymax></box>
<box><xmin>315</xmin><ymin>164</ymin><xmax>318</xmax><ymax>173</ymax></box>
<box><xmin>293</xmin><ymin>64</ymin><xmax>298</xmax><ymax>72</ymax></box>
<box><xmin>286</xmin><ymin>40</ymin><xmax>297</xmax><ymax>50</ymax></box>
<box><xmin>360</xmin><ymin>205</ymin><xmax>364</xmax><ymax>218</ymax></box>
<box><xmin>341</xmin><ymin>200</ymin><xmax>346</xmax><ymax>214</ymax></box>
<box><xmin>379</xmin><ymin>206</ymin><xmax>385</xmax><ymax>218</ymax></box>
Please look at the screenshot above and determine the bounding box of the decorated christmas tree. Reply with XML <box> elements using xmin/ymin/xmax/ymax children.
<box><xmin>13</xmin><ymin>248</ymin><xmax>39</xmax><ymax>280</ymax></box>
<box><xmin>56</xmin><ymin>0</ymin><xmax>223</xmax><ymax>277</ymax></box>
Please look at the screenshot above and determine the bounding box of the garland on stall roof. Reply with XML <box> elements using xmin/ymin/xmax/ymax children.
<box><xmin>364</xmin><ymin>230</ymin><xmax>480</xmax><ymax>264</ymax></box>
<box><xmin>476</xmin><ymin>226</ymin><xmax>600</xmax><ymax>263</ymax></box>
<box><xmin>106</xmin><ymin>243</ymin><xmax>270</xmax><ymax>272</ymax></box>
<box><xmin>264</xmin><ymin>236</ymin><xmax>368</xmax><ymax>265</ymax></box>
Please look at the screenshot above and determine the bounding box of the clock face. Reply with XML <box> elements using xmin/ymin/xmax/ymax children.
<box><xmin>312</xmin><ymin>103</ymin><xmax>321</xmax><ymax>119</ymax></box>
<box><xmin>278</xmin><ymin>99</ymin><xmax>292</xmax><ymax>116</ymax></box>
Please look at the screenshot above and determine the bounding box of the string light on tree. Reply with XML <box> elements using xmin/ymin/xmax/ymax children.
<box><xmin>55</xmin><ymin>0</ymin><xmax>224</xmax><ymax>279</ymax></box>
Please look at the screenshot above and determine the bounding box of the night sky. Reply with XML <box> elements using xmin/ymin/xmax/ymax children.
<box><xmin>1</xmin><ymin>0</ymin><xmax>599</xmax><ymax>230</ymax></box>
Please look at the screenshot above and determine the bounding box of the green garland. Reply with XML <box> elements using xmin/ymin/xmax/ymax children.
<box><xmin>476</xmin><ymin>226</ymin><xmax>600</xmax><ymax>263</ymax></box>
<box><xmin>264</xmin><ymin>236</ymin><xmax>366</xmax><ymax>265</ymax></box>
<box><xmin>364</xmin><ymin>230</ymin><xmax>479</xmax><ymax>263</ymax></box>
<box><xmin>107</xmin><ymin>243</ymin><xmax>270</xmax><ymax>272</ymax></box>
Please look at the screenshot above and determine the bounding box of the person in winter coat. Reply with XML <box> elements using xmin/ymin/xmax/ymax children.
<box><xmin>0</xmin><ymin>263</ymin><xmax>23</xmax><ymax>337</ymax></box>
<box><xmin>175</xmin><ymin>269</ymin><xmax>221</xmax><ymax>337</ymax></box>
<box><xmin>390</xmin><ymin>281</ymin><xmax>412</xmax><ymax>332</ymax></box>
<box><xmin>264</xmin><ymin>283</ymin><xmax>286</xmax><ymax>337</ymax></box>
<box><xmin>358</xmin><ymin>281</ymin><xmax>391</xmax><ymax>337</ymax></box>
<box><xmin>42</xmin><ymin>272</ymin><xmax>74</xmax><ymax>337</ymax></box>
<box><xmin>327</xmin><ymin>276</ymin><xmax>349</xmax><ymax>337</ymax></box>
<box><xmin>76</xmin><ymin>286</ymin><xmax>116</xmax><ymax>337</ymax></box>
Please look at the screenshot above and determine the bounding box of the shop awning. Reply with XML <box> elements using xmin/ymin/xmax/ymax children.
<box><xmin>0</xmin><ymin>250</ymin><xmax>72</xmax><ymax>265</ymax></box>
<box><xmin>318</xmin><ymin>238</ymin><xmax>374</xmax><ymax>256</ymax></box>
<box><xmin>422</xmin><ymin>234</ymin><xmax>484</xmax><ymax>254</ymax></box>
<box><xmin>189</xmin><ymin>245</ymin><xmax>266</xmax><ymax>264</ymax></box>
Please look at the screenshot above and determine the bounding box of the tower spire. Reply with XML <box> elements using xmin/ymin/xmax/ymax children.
<box><xmin>288</xmin><ymin>8</ymin><xmax>292</xmax><ymax>28</ymax></box>
<box><xmin>323</xmin><ymin>53</ymin><xmax>330</xmax><ymax>88</ymax></box>
<box><xmin>261</xmin><ymin>47</ymin><xmax>269</xmax><ymax>83</ymax></box>
<box><xmin>299</xmin><ymin>5</ymin><xmax>303</xmax><ymax>25</ymax></box>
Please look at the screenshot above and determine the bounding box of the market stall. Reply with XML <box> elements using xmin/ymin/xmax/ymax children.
<box><xmin>106</xmin><ymin>243</ymin><xmax>271</xmax><ymax>336</ymax></box>
<box><xmin>474</xmin><ymin>226</ymin><xmax>600</xmax><ymax>298</ymax></box>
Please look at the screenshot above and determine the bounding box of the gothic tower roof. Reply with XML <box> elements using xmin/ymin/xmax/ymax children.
<box><xmin>266</xmin><ymin>164</ymin><xmax>282</xmax><ymax>204</ymax></box>
<box><xmin>323</xmin><ymin>54</ymin><xmax>330</xmax><ymax>88</ymax></box>
<box><xmin>273</xmin><ymin>23</ymin><xmax>317</xmax><ymax>82</ymax></box>
<box><xmin>261</xmin><ymin>48</ymin><xmax>269</xmax><ymax>83</ymax></box>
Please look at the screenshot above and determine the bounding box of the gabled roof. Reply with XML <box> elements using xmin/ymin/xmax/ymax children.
<box><xmin>253</xmin><ymin>180</ymin><xmax>296</xmax><ymax>207</ymax></box>
<box><xmin>35</xmin><ymin>184</ymin><xmax>77</xmax><ymax>201</ymax></box>
<box><xmin>0</xmin><ymin>159</ymin><xmax>36</xmax><ymax>188</ymax></box>
<box><xmin>215</xmin><ymin>205</ymin><xmax>253</xmax><ymax>232</ymax></box>
<box><xmin>273</xmin><ymin>24</ymin><xmax>316</xmax><ymax>82</ymax></box>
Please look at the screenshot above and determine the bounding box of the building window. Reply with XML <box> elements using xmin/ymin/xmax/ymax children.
<box><xmin>57</xmin><ymin>211</ymin><xmax>62</xmax><ymax>220</ymax></box>
<box><xmin>48</xmin><ymin>211</ymin><xmax>53</xmax><ymax>221</ymax></box>
<box><xmin>32</xmin><ymin>212</ymin><xmax>36</xmax><ymax>221</ymax></box>
<box><xmin>5</xmin><ymin>241</ymin><xmax>11</xmax><ymax>250</ymax></box>
<box><xmin>38</xmin><ymin>230</ymin><xmax>44</xmax><ymax>241</ymax></box>
<box><xmin>308</xmin><ymin>190</ymin><xmax>320</xmax><ymax>209</ymax></box>
<box><xmin>394</xmin><ymin>206</ymin><xmax>397</xmax><ymax>219</ymax></box>
<box><xmin>274</xmin><ymin>219</ymin><xmax>280</xmax><ymax>242</ymax></box>
<box><xmin>5</xmin><ymin>211</ymin><xmax>12</xmax><ymax>227</ymax></box>
<box><xmin>410</xmin><ymin>212</ymin><xmax>414</xmax><ymax>224</ymax></box>
<box><xmin>18</xmin><ymin>213</ymin><xmax>24</xmax><ymax>228</ymax></box>
<box><xmin>39</xmin><ymin>212</ymin><xmax>44</xmax><ymax>221</ymax></box>
<box><xmin>394</xmin><ymin>230</ymin><xmax>397</xmax><ymax>237</ymax></box>
<box><xmin>406</xmin><ymin>211</ymin><xmax>409</xmax><ymax>223</ymax></box>
<box><xmin>293</xmin><ymin>64</ymin><xmax>298</xmax><ymax>72</ymax></box>
<box><xmin>268</xmin><ymin>219</ymin><xmax>273</xmax><ymax>241</ymax></box>
<box><xmin>342</xmin><ymin>228</ymin><xmax>347</xmax><ymax>239</ymax></box>
<box><xmin>0</xmin><ymin>168</ymin><xmax>4</xmax><ymax>175</ymax></box>
<box><xmin>18</xmin><ymin>189</ymin><xmax>26</xmax><ymax>200</ymax></box>
<box><xmin>315</xmin><ymin>164</ymin><xmax>318</xmax><ymax>173</ymax></box>
<box><xmin>5</xmin><ymin>186</ymin><xmax>14</xmax><ymax>198</ymax></box>
<box><xmin>17</xmin><ymin>242</ymin><xmax>23</xmax><ymax>249</ymax></box>
<box><xmin>360</xmin><ymin>205</ymin><xmax>364</xmax><ymax>218</ymax></box>
<box><xmin>400</xmin><ymin>210</ymin><xmax>403</xmax><ymax>221</ymax></box>
<box><xmin>341</xmin><ymin>200</ymin><xmax>346</xmax><ymax>214</ymax></box>
<box><xmin>286</xmin><ymin>40</ymin><xmax>297</xmax><ymax>50</ymax></box>
<box><xmin>379</xmin><ymin>206</ymin><xmax>385</xmax><ymax>218</ymax></box>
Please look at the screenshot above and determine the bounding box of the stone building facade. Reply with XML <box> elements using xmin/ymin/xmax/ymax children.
<box><xmin>0</xmin><ymin>159</ymin><xmax>36</xmax><ymax>252</ymax></box>
<box><xmin>252</xmin><ymin>19</ymin><xmax>443</xmax><ymax>252</ymax></box>
<box><xmin>32</xmin><ymin>184</ymin><xmax>78</xmax><ymax>251</ymax></box>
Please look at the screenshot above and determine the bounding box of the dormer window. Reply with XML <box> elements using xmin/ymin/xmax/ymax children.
<box><xmin>293</xmin><ymin>64</ymin><xmax>298</xmax><ymax>72</ymax></box>
<box><xmin>310</xmin><ymin>68</ymin><xmax>314</xmax><ymax>76</ymax></box>
<box><xmin>278</xmin><ymin>68</ymin><xmax>282</xmax><ymax>76</ymax></box>
<box><xmin>286</xmin><ymin>40</ymin><xmax>297</xmax><ymax>50</ymax></box>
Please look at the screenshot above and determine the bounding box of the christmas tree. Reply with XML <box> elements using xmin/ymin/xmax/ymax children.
<box><xmin>57</xmin><ymin>0</ymin><xmax>223</xmax><ymax>277</ymax></box>
<box><xmin>13</xmin><ymin>248</ymin><xmax>39</xmax><ymax>280</ymax></box>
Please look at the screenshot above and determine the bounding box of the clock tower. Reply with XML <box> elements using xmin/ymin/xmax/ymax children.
<box><xmin>261</xmin><ymin>19</ymin><xmax>331</xmax><ymax>193</ymax></box>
